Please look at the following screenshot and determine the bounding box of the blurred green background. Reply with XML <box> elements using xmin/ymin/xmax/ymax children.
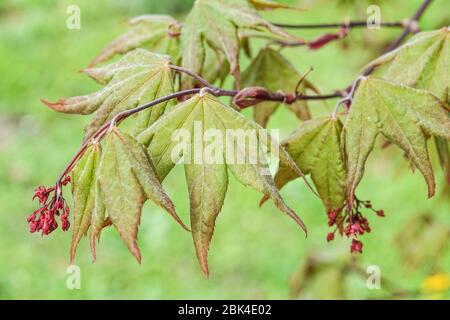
<box><xmin>0</xmin><ymin>0</ymin><xmax>449</xmax><ymax>299</ymax></box>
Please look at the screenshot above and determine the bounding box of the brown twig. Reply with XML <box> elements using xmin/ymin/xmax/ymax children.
<box><xmin>272</xmin><ymin>21</ymin><xmax>404</xmax><ymax>29</ymax></box>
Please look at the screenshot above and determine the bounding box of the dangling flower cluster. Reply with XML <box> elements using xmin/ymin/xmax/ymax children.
<box><xmin>326</xmin><ymin>198</ymin><xmax>385</xmax><ymax>254</ymax></box>
<box><xmin>27</xmin><ymin>176</ymin><xmax>71</xmax><ymax>236</ymax></box>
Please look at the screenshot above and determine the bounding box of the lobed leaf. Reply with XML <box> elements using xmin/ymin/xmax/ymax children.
<box><xmin>43</xmin><ymin>49</ymin><xmax>175</xmax><ymax>140</ymax></box>
<box><xmin>270</xmin><ymin>117</ymin><xmax>346</xmax><ymax>212</ymax></box>
<box><xmin>89</xmin><ymin>15</ymin><xmax>181</xmax><ymax>67</ymax></box>
<box><xmin>70</xmin><ymin>128</ymin><xmax>187</xmax><ymax>263</ymax></box>
<box><xmin>365</xmin><ymin>27</ymin><xmax>449</xmax><ymax>103</ymax></box>
<box><xmin>366</xmin><ymin>27</ymin><xmax>450</xmax><ymax>183</ymax></box>
<box><xmin>180</xmin><ymin>0</ymin><xmax>299</xmax><ymax>88</ymax></box>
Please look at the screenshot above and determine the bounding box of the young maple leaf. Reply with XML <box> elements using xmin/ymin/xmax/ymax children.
<box><xmin>267</xmin><ymin>117</ymin><xmax>346</xmax><ymax>213</ymax></box>
<box><xmin>70</xmin><ymin>128</ymin><xmax>188</xmax><ymax>263</ymax></box>
<box><xmin>366</xmin><ymin>27</ymin><xmax>449</xmax><ymax>103</ymax></box>
<box><xmin>180</xmin><ymin>0</ymin><xmax>299</xmax><ymax>88</ymax></box>
<box><xmin>241</xmin><ymin>48</ymin><xmax>315</xmax><ymax>127</ymax></box>
<box><xmin>89</xmin><ymin>15</ymin><xmax>181</xmax><ymax>67</ymax></box>
<box><xmin>366</xmin><ymin>27</ymin><xmax>450</xmax><ymax>184</ymax></box>
<box><xmin>43</xmin><ymin>49</ymin><xmax>175</xmax><ymax>139</ymax></box>
<box><xmin>138</xmin><ymin>92</ymin><xmax>309</xmax><ymax>275</ymax></box>
<box><xmin>344</xmin><ymin>77</ymin><xmax>450</xmax><ymax>207</ymax></box>
<box><xmin>70</xmin><ymin>142</ymin><xmax>102</xmax><ymax>262</ymax></box>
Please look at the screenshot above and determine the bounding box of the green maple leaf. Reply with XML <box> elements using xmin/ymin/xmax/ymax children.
<box><xmin>268</xmin><ymin>117</ymin><xmax>346</xmax><ymax>212</ymax></box>
<box><xmin>344</xmin><ymin>77</ymin><xmax>450</xmax><ymax>206</ymax></box>
<box><xmin>180</xmin><ymin>0</ymin><xmax>298</xmax><ymax>88</ymax></box>
<box><xmin>241</xmin><ymin>48</ymin><xmax>313</xmax><ymax>127</ymax></box>
<box><xmin>366</xmin><ymin>27</ymin><xmax>450</xmax><ymax>183</ymax></box>
<box><xmin>138</xmin><ymin>92</ymin><xmax>308</xmax><ymax>275</ymax></box>
<box><xmin>70</xmin><ymin>142</ymin><xmax>102</xmax><ymax>262</ymax></box>
<box><xmin>43</xmin><ymin>49</ymin><xmax>175</xmax><ymax>139</ymax></box>
<box><xmin>89</xmin><ymin>15</ymin><xmax>181</xmax><ymax>67</ymax></box>
<box><xmin>70</xmin><ymin>128</ymin><xmax>187</xmax><ymax>262</ymax></box>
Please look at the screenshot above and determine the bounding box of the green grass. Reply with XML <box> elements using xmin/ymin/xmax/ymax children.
<box><xmin>0</xmin><ymin>0</ymin><xmax>449</xmax><ymax>299</ymax></box>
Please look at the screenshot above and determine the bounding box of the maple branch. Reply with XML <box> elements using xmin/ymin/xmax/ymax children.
<box><xmin>272</xmin><ymin>21</ymin><xmax>404</xmax><ymax>29</ymax></box>
<box><xmin>330</xmin><ymin>0</ymin><xmax>435</xmax><ymax>110</ymax></box>
<box><xmin>169</xmin><ymin>65</ymin><xmax>215</xmax><ymax>88</ymax></box>
<box><xmin>55</xmin><ymin>82</ymin><xmax>342</xmax><ymax>183</ymax></box>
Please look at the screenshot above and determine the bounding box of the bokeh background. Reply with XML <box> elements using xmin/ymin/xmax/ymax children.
<box><xmin>0</xmin><ymin>0</ymin><xmax>449</xmax><ymax>299</ymax></box>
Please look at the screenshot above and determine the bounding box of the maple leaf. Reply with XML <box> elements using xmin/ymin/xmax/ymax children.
<box><xmin>344</xmin><ymin>77</ymin><xmax>450</xmax><ymax>206</ymax></box>
<box><xmin>241</xmin><ymin>48</ymin><xmax>314</xmax><ymax>127</ymax></box>
<box><xmin>366</xmin><ymin>27</ymin><xmax>449</xmax><ymax>103</ymax></box>
<box><xmin>180</xmin><ymin>0</ymin><xmax>298</xmax><ymax>88</ymax></box>
<box><xmin>268</xmin><ymin>117</ymin><xmax>346</xmax><ymax>212</ymax></box>
<box><xmin>70</xmin><ymin>128</ymin><xmax>188</xmax><ymax>262</ymax></box>
<box><xmin>89</xmin><ymin>15</ymin><xmax>181</xmax><ymax>67</ymax></box>
<box><xmin>138</xmin><ymin>92</ymin><xmax>308</xmax><ymax>275</ymax></box>
<box><xmin>43</xmin><ymin>49</ymin><xmax>175</xmax><ymax>139</ymax></box>
<box><xmin>366</xmin><ymin>27</ymin><xmax>450</xmax><ymax>183</ymax></box>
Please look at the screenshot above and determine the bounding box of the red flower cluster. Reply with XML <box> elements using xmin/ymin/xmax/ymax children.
<box><xmin>326</xmin><ymin>199</ymin><xmax>384</xmax><ymax>254</ymax></box>
<box><xmin>27</xmin><ymin>176</ymin><xmax>71</xmax><ymax>236</ymax></box>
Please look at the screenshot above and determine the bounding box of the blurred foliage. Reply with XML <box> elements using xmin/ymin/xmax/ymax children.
<box><xmin>0</xmin><ymin>0</ymin><xmax>449</xmax><ymax>299</ymax></box>
<box><xmin>396</xmin><ymin>214</ymin><xmax>449</xmax><ymax>271</ymax></box>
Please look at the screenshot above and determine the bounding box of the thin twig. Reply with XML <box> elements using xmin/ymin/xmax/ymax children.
<box><xmin>273</xmin><ymin>21</ymin><xmax>404</xmax><ymax>29</ymax></box>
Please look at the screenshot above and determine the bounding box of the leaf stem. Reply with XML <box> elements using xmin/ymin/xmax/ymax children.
<box><xmin>169</xmin><ymin>65</ymin><xmax>215</xmax><ymax>89</ymax></box>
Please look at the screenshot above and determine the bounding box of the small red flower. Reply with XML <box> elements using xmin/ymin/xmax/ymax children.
<box><xmin>32</xmin><ymin>186</ymin><xmax>52</xmax><ymax>204</ymax></box>
<box><xmin>327</xmin><ymin>210</ymin><xmax>338</xmax><ymax>226</ymax></box>
<box><xmin>28</xmin><ymin>176</ymin><xmax>72</xmax><ymax>236</ymax></box>
<box><xmin>327</xmin><ymin>232</ymin><xmax>335</xmax><ymax>242</ymax></box>
<box><xmin>350</xmin><ymin>239</ymin><xmax>363</xmax><ymax>254</ymax></box>
<box><xmin>376</xmin><ymin>210</ymin><xmax>385</xmax><ymax>217</ymax></box>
